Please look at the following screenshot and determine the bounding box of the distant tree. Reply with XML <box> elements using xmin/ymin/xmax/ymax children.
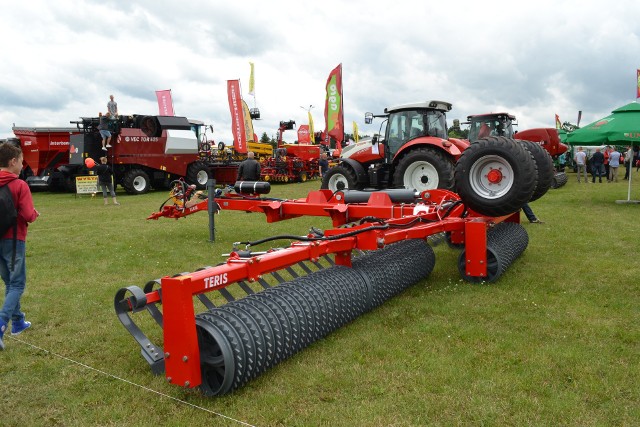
<box><xmin>448</xmin><ymin>119</ymin><xmax>469</xmax><ymax>139</ymax></box>
<box><xmin>260</xmin><ymin>132</ymin><xmax>270</xmax><ymax>144</ymax></box>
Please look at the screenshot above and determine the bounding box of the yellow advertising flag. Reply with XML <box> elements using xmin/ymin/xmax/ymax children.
<box><xmin>308</xmin><ymin>111</ymin><xmax>315</xmax><ymax>143</ymax></box>
<box><xmin>353</xmin><ymin>121</ymin><xmax>359</xmax><ymax>144</ymax></box>
<box><xmin>248</xmin><ymin>62</ymin><xmax>255</xmax><ymax>96</ymax></box>
<box><xmin>242</xmin><ymin>100</ymin><xmax>256</xmax><ymax>142</ymax></box>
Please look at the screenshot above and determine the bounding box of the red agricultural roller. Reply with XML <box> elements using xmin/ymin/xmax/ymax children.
<box><xmin>117</xmin><ymin>136</ymin><xmax>547</xmax><ymax>396</ymax></box>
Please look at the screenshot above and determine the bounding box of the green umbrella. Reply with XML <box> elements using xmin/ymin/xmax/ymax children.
<box><xmin>566</xmin><ymin>102</ymin><xmax>640</xmax><ymax>146</ymax></box>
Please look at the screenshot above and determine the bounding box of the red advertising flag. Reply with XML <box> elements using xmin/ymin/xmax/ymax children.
<box><xmin>227</xmin><ymin>80</ymin><xmax>248</xmax><ymax>153</ymax></box>
<box><xmin>155</xmin><ymin>90</ymin><xmax>175</xmax><ymax>116</ymax></box>
<box><xmin>297</xmin><ymin>125</ymin><xmax>311</xmax><ymax>144</ymax></box>
<box><xmin>324</xmin><ymin>63</ymin><xmax>344</xmax><ymax>153</ymax></box>
<box><xmin>555</xmin><ymin>114</ymin><xmax>561</xmax><ymax>129</ymax></box>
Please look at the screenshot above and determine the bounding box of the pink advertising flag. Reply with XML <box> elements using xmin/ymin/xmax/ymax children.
<box><xmin>155</xmin><ymin>90</ymin><xmax>175</xmax><ymax>116</ymax></box>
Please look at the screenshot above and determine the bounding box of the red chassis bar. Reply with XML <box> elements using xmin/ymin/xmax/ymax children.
<box><xmin>132</xmin><ymin>189</ymin><xmax>518</xmax><ymax>389</ymax></box>
<box><xmin>150</xmin><ymin>188</ymin><xmax>467</xmax><ymax>227</ymax></box>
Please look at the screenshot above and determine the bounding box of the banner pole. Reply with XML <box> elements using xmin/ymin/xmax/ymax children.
<box><xmin>207</xmin><ymin>179</ymin><xmax>216</xmax><ymax>241</ymax></box>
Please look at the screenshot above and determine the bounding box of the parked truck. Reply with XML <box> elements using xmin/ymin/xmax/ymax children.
<box><xmin>3</xmin><ymin>126</ymin><xmax>81</xmax><ymax>190</ymax></box>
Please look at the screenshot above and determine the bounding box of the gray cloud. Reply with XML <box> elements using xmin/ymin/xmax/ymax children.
<box><xmin>2</xmin><ymin>0</ymin><xmax>640</xmax><ymax>141</ymax></box>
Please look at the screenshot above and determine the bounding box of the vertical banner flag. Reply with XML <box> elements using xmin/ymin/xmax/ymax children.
<box><xmin>555</xmin><ymin>114</ymin><xmax>561</xmax><ymax>129</ymax></box>
<box><xmin>155</xmin><ymin>90</ymin><xmax>175</xmax><ymax>116</ymax></box>
<box><xmin>353</xmin><ymin>121</ymin><xmax>359</xmax><ymax>144</ymax></box>
<box><xmin>242</xmin><ymin>100</ymin><xmax>256</xmax><ymax>143</ymax></box>
<box><xmin>298</xmin><ymin>125</ymin><xmax>311</xmax><ymax>144</ymax></box>
<box><xmin>249</xmin><ymin>62</ymin><xmax>255</xmax><ymax>96</ymax></box>
<box><xmin>324</xmin><ymin>63</ymin><xmax>344</xmax><ymax>153</ymax></box>
<box><xmin>637</xmin><ymin>69</ymin><xmax>640</xmax><ymax>98</ymax></box>
<box><xmin>308</xmin><ymin>111</ymin><xmax>315</xmax><ymax>143</ymax></box>
<box><xmin>227</xmin><ymin>80</ymin><xmax>248</xmax><ymax>153</ymax></box>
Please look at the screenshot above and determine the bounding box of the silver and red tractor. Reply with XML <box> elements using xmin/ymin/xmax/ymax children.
<box><xmin>321</xmin><ymin>101</ymin><xmax>469</xmax><ymax>192</ymax></box>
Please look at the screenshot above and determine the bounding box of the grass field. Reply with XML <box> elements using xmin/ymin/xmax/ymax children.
<box><xmin>2</xmin><ymin>172</ymin><xmax>639</xmax><ymax>426</ymax></box>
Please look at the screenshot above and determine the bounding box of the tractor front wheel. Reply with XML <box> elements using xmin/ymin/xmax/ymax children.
<box><xmin>187</xmin><ymin>161</ymin><xmax>212</xmax><ymax>190</ymax></box>
<box><xmin>122</xmin><ymin>169</ymin><xmax>151</xmax><ymax>195</ymax></box>
<box><xmin>454</xmin><ymin>136</ymin><xmax>536</xmax><ymax>217</ymax></box>
<box><xmin>321</xmin><ymin>165</ymin><xmax>358</xmax><ymax>192</ymax></box>
<box><xmin>393</xmin><ymin>147</ymin><xmax>455</xmax><ymax>191</ymax></box>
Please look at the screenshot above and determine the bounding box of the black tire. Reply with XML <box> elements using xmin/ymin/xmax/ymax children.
<box><xmin>551</xmin><ymin>171</ymin><xmax>568</xmax><ymax>189</ymax></box>
<box><xmin>122</xmin><ymin>169</ymin><xmax>151</xmax><ymax>194</ymax></box>
<box><xmin>454</xmin><ymin>136</ymin><xmax>537</xmax><ymax>217</ymax></box>
<box><xmin>187</xmin><ymin>161</ymin><xmax>212</xmax><ymax>190</ymax></box>
<box><xmin>393</xmin><ymin>147</ymin><xmax>455</xmax><ymax>191</ymax></box>
<box><xmin>139</xmin><ymin>116</ymin><xmax>159</xmax><ymax>137</ymax></box>
<box><xmin>321</xmin><ymin>165</ymin><xmax>358</xmax><ymax>192</ymax></box>
<box><xmin>518</xmin><ymin>139</ymin><xmax>553</xmax><ymax>202</ymax></box>
<box><xmin>63</xmin><ymin>176</ymin><xmax>77</xmax><ymax>193</ymax></box>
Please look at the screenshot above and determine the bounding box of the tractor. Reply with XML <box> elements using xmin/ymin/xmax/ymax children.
<box><xmin>321</xmin><ymin>101</ymin><xmax>469</xmax><ymax>193</ymax></box>
<box><xmin>466</xmin><ymin>112</ymin><xmax>569</xmax><ymax>189</ymax></box>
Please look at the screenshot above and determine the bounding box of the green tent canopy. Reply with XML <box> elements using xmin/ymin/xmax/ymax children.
<box><xmin>565</xmin><ymin>102</ymin><xmax>640</xmax><ymax>146</ymax></box>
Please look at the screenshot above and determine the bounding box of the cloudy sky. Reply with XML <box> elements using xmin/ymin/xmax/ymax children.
<box><xmin>2</xmin><ymin>1</ymin><xmax>639</xmax><ymax>143</ymax></box>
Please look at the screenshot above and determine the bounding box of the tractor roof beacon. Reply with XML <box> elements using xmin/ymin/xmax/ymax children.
<box><xmin>321</xmin><ymin>100</ymin><xmax>469</xmax><ymax>193</ymax></box>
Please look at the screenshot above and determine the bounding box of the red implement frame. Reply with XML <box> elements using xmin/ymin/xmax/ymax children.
<box><xmin>124</xmin><ymin>189</ymin><xmax>518</xmax><ymax>389</ymax></box>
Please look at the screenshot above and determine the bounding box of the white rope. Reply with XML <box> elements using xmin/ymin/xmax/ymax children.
<box><xmin>8</xmin><ymin>336</ymin><xmax>257</xmax><ymax>427</ymax></box>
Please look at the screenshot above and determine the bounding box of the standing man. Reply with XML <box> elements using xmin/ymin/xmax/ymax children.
<box><xmin>574</xmin><ymin>146</ymin><xmax>588</xmax><ymax>183</ymax></box>
<box><xmin>603</xmin><ymin>146</ymin><xmax>611</xmax><ymax>181</ymax></box>
<box><xmin>591</xmin><ymin>147</ymin><xmax>605</xmax><ymax>183</ymax></box>
<box><xmin>608</xmin><ymin>147</ymin><xmax>621</xmax><ymax>182</ymax></box>
<box><xmin>236</xmin><ymin>152</ymin><xmax>261</xmax><ymax>181</ymax></box>
<box><xmin>318</xmin><ymin>152</ymin><xmax>329</xmax><ymax>177</ymax></box>
<box><xmin>624</xmin><ymin>145</ymin><xmax>633</xmax><ymax>180</ymax></box>
<box><xmin>0</xmin><ymin>143</ymin><xmax>39</xmax><ymax>350</ymax></box>
<box><xmin>107</xmin><ymin>95</ymin><xmax>118</xmax><ymax>118</ymax></box>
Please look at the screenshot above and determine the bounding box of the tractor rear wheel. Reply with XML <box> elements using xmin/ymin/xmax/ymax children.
<box><xmin>122</xmin><ymin>169</ymin><xmax>151</xmax><ymax>194</ymax></box>
<box><xmin>393</xmin><ymin>147</ymin><xmax>455</xmax><ymax>191</ymax></box>
<box><xmin>187</xmin><ymin>161</ymin><xmax>212</xmax><ymax>190</ymax></box>
<box><xmin>454</xmin><ymin>136</ymin><xmax>536</xmax><ymax>217</ymax></box>
<box><xmin>321</xmin><ymin>165</ymin><xmax>358</xmax><ymax>192</ymax></box>
<box><xmin>518</xmin><ymin>139</ymin><xmax>554</xmax><ymax>202</ymax></box>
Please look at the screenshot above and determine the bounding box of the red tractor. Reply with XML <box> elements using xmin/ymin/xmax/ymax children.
<box><xmin>465</xmin><ymin>112</ymin><xmax>568</xmax><ymax>157</ymax></box>
<box><xmin>321</xmin><ymin>101</ymin><xmax>469</xmax><ymax>192</ymax></box>
<box><xmin>466</xmin><ymin>112</ymin><xmax>569</xmax><ymax>189</ymax></box>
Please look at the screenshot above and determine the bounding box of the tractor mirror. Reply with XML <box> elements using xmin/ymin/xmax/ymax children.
<box><xmin>365</xmin><ymin>112</ymin><xmax>374</xmax><ymax>125</ymax></box>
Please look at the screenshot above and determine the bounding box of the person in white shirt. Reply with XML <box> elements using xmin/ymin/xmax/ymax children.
<box><xmin>574</xmin><ymin>146</ymin><xmax>588</xmax><ymax>183</ymax></box>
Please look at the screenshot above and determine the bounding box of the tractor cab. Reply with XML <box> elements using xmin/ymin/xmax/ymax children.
<box><xmin>366</xmin><ymin>101</ymin><xmax>452</xmax><ymax>163</ymax></box>
<box><xmin>466</xmin><ymin>113</ymin><xmax>516</xmax><ymax>142</ymax></box>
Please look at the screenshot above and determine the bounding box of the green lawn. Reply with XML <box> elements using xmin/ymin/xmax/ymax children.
<box><xmin>2</xmin><ymin>173</ymin><xmax>639</xmax><ymax>426</ymax></box>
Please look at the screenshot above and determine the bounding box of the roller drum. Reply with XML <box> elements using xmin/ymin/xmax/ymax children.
<box><xmin>195</xmin><ymin>239</ymin><xmax>436</xmax><ymax>396</ymax></box>
<box><xmin>457</xmin><ymin>222</ymin><xmax>529</xmax><ymax>283</ymax></box>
